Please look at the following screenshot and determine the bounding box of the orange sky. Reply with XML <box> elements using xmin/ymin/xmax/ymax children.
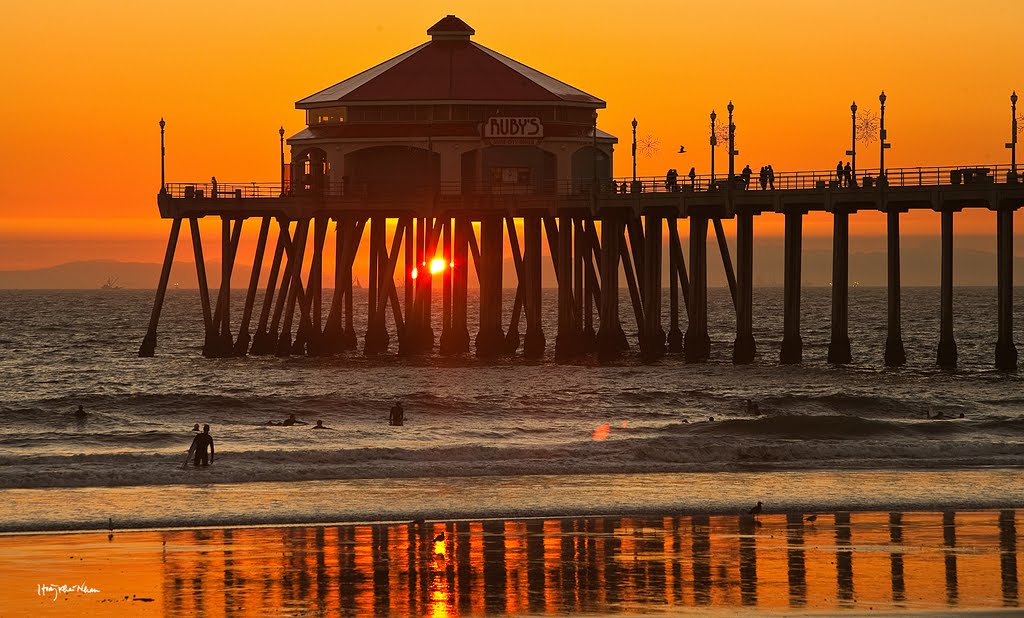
<box><xmin>1</xmin><ymin>0</ymin><xmax>1022</xmax><ymax>269</ymax></box>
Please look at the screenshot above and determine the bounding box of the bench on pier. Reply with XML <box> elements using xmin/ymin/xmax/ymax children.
<box><xmin>951</xmin><ymin>167</ymin><xmax>993</xmax><ymax>185</ymax></box>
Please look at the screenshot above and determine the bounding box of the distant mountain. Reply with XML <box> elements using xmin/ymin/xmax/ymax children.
<box><xmin>1</xmin><ymin>246</ymin><xmax>1020</xmax><ymax>290</ymax></box>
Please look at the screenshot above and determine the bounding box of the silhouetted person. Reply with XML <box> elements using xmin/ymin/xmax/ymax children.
<box><xmin>73</xmin><ymin>405</ymin><xmax>88</xmax><ymax>419</ymax></box>
<box><xmin>190</xmin><ymin>424</ymin><xmax>214</xmax><ymax>467</ymax></box>
<box><xmin>312</xmin><ymin>420</ymin><xmax>331</xmax><ymax>430</ymax></box>
<box><xmin>759</xmin><ymin>166</ymin><xmax>768</xmax><ymax>190</ymax></box>
<box><xmin>741</xmin><ymin>164</ymin><xmax>752</xmax><ymax>189</ymax></box>
<box><xmin>688</xmin><ymin>166</ymin><xmax>697</xmax><ymax>189</ymax></box>
<box><xmin>767</xmin><ymin>165</ymin><xmax>775</xmax><ymax>189</ymax></box>
<box><xmin>610</xmin><ymin>180</ymin><xmax>618</xmax><ymax>194</ymax></box>
<box><xmin>620</xmin><ymin>181</ymin><xmax>628</xmax><ymax>195</ymax></box>
<box><xmin>211</xmin><ymin>176</ymin><xmax>218</xmax><ymax>198</ymax></box>
<box><xmin>836</xmin><ymin>161</ymin><xmax>844</xmax><ymax>187</ymax></box>
<box><xmin>844</xmin><ymin>162</ymin><xmax>853</xmax><ymax>188</ymax></box>
<box><xmin>389</xmin><ymin>402</ymin><xmax>404</xmax><ymax>426</ymax></box>
<box><xmin>266</xmin><ymin>413</ymin><xmax>305</xmax><ymax>426</ymax></box>
<box><xmin>191</xmin><ymin>423</ymin><xmax>200</xmax><ymax>432</ymax></box>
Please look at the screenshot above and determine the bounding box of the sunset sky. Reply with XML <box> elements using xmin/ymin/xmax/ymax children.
<box><xmin>1</xmin><ymin>0</ymin><xmax>1021</xmax><ymax>270</ymax></box>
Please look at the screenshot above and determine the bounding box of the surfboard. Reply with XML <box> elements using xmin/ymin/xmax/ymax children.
<box><xmin>182</xmin><ymin>444</ymin><xmax>196</xmax><ymax>468</ymax></box>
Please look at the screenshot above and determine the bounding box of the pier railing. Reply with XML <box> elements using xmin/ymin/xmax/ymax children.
<box><xmin>162</xmin><ymin>163</ymin><xmax>1019</xmax><ymax>200</ymax></box>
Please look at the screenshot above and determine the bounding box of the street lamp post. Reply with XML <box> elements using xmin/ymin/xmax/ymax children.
<box><xmin>592</xmin><ymin>111</ymin><xmax>599</xmax><ymax>195</ymax></box>
<box><xmin>727</xmin><ymin>101</ymin><xmax>736</xmax><ymax>182</ymax></box>
<box><xmin>879</xmin><ymin>91</ymin><xmax>890</xmax><ymax>184</ymax></box>
<box><xmin>279</xmin><ymin>127</ymin><xmax>286</xmax><ymax>195</ymax></box>
<box><xmin>846</xmin><ymin>101</ymin><xmax>857</xmax><ymax>184</ymax></box>
<box><xmin>710</xmin><ymin>110</ymin><xmax>717</xmax><ymax>184</ymax></box>
<box><xmin>1008</xmin><ymin>91</ymin><xmax>1018</xmax><ymax>180</ymax></box>
<box><xmin>631</xmin><ymin>117</ymin><xmax>638</xmax><ymax>190</ymax></box>
<box><xmin>159</xmin><ymin>118</ymin><xmax>166</xmax><ymax>194</ymax></box>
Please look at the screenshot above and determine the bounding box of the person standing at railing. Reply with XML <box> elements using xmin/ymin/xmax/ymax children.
<box><xmin>767</xmin><ymin>165</ymin><xmax>775</xmax><ymax>190</ymax></box>
<box><xmin>759</xmin><ymin>166</ymin><xmax>768</xmax><ymax>190</ymax></box>
<box><xmin>844</xmin><ymin>162</ymin><xmax>853</xmax><ymax>189</ymax></box>
<box><xmin>688</xmin><ymin>167</ymin><xmax>696</xmax><ymax>190</ymax></box>
<box><xmin>211</xmin><ymin>176</ymin><xmax>218</xmax><ymax>198</ymax></box>
<box><xmin>741</xmin><ymin>164</ymin><xmax>752</xmax><ymax>190</ymax></box>
<box><xmin>835</xmin><ymin>161</ymin><xmax>844</xmax><ymax>188</ymax></box>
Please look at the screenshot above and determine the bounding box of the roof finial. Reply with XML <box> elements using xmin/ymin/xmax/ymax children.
<box><xmin>427</xmin><ymin>15</ymin><xmax>474</xmax><ymax>41</ymax></box>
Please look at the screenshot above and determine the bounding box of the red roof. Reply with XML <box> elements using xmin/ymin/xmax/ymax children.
<box><xmin>297</xmin><ymin>16</ymin><xmax>603</xmax><ymax>108</ymax></box>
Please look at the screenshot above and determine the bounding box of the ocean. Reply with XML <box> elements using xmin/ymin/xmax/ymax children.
<box><xmin>0</xmin><ymin>287</ymin><xmax>1022</xmax><ymax>532</ymax></box>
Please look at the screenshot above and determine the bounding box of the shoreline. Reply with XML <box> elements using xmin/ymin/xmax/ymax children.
<box><xmin>4</xmin><ymin>468</ymin><xmax>1024</xmax><ymax>535</ymax></box>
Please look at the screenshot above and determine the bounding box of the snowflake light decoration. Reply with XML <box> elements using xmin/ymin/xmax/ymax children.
<box><xmin>855</xmin><ymin>110</ymin><xmax>880</xmax><ymax>144</ymax></box>
<box><xmin>638</xmin><ymin>134</ymin><xmax>660</xmax><ymax>158</ymax></box>
<box><xmin>712</xmin><ymin>123</ymin><xmax>731</xmax><ymax>148</ymax></box>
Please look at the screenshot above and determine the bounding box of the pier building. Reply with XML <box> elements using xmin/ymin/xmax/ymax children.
<box><xmin>139</xmin><ymin>15</ymin><xmax>1022</xmax><ymax>370</ymax></box>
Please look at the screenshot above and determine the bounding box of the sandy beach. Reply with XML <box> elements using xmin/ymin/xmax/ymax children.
<box><xmin>3</xmin><ymin>508</ymin><xmax>1020</xmax><ymax>616</ymax></box>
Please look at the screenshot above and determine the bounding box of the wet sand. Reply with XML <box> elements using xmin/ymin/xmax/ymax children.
<box><xmin>2</xmin><ymin>509</ymin><xmax>1021</xmax><ymax>616</ymax></box>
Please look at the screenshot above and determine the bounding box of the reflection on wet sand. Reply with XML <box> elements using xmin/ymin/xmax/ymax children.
<box><xmin>2</xmin><ymin>510</ymin><xmax>1020</xmax><ymax>616</ymax></box>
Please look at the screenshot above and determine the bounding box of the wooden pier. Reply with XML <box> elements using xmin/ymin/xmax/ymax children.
<box><xmin>139</xmin><ymin>167</ymin><xmax>1023</xmax><ymax>370</ymax></box>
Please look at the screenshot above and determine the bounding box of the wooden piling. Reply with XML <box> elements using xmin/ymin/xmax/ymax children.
<box><xmin>684</xmin><ymin>215</ymin><xmax>709</xmax><ymax>363</ymax></box>
<box><xmin>597</xmin><ymin>216</ymin><xmax>623</xmax><ymax>361</ymax></box>
<box><xmin>476</xmin><ymin>215</ymin><xmax>505</xmax><ymax>356</ymax></box>
<box><xmin>996</xmin><ymin>207</ymin><xmax>1017</xmax><ymax>370</ymax></box>
<box><xmin>138</xmin><ymin>217</ymin><xmax>182</xmax><ymax>357</ymax></box>
<box><xmin>937</xmin><ymin>209</ymin><xmax>957</xmax><ymax>368</ymax></box>
<box><xmin>642</xmin><ymin>212</ymin><xmax>665</xmax><ymax>361</ymax></box>
<box><xmin>251</xmin><ymin>220</ymin><xmax>288</xmax><ymax>355</ymax></box>
<box><xmin>555</xmin><ymin>214</ymin><xmax>576</xmax><ymax>359</ymax></box>
<box><xmin>276</xmin><ymin>218</ymin><xmax>310</xmax><ymax>356</ymax></box>
<box><xmin>667</xmin><ymin>218</ymin><xmax>688</xmax><ymax>353</ymax></box>
<box><xmin>827</xmin><ymin>208</ymin><xmax>852</xmax><ymax>365</ymax></box>
<box><xmin>884</xmin><ymin>208</ymin><xmax>907</xmax><ymax>367</ymax></box>
<box><xmin>439</xmin><ymin>218</ymin><xmax>454</xmax><ymax>354</ymax></box>
<box><xmin>235</xmin><ymin>216</ymin><xmax>271</xmax><ymax>356</ymax></box>
<box><xmin>733</xmin><ymin>211</ymin><xmax>756</xmax><ymax>364</ymax></box>
<box><xmin>449</xmin><ymin>217</ymin><xmax>471</xmax><ymax>354</ymax></box>
<box><xmin>189</xmin><ymin>218</ymin><xmax>215</xmax><ymax>357</ymax></box>
<box><xmin>523</xmin><ymin>215</ymin><xmax>545</xmax><ymax>358</ymax></box>
<box><xmin>780</xmin><ymin>210</ymin><xmax>804</xmax><ymax>364</ymax></box>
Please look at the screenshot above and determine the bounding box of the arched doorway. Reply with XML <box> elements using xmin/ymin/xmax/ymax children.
<box><xmin>571</xmin><ymin>146</ymin><xmax>611</xmax><ymax>194</ymax></box>
<box><xmin>291</xmin><ymin>148</ymin><xmax>330</xmax><ymax>195</ymax></box>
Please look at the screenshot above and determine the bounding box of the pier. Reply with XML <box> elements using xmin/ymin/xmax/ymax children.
<box><xmin>139</xmin><ymin>16</ymin><xmax>1022</xmax><ymax>370</ymax></box>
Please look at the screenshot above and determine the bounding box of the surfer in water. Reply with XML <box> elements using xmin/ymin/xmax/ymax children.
<box><xmin>389</xmin><ymin>402</ymin><xmax>404</xmax><ymax>426</ymax></box>
<box><xmin>266</xmin><ymin>413</ymin><xmax>305</xmax><ymax>427</ymax></box>
<box><xmin>187</xmin><ymin>424</ymin><xmax>215</xmax><ymax>467</ymax></box>
<box><xmin>73</xmin><ymin>405</ymin><xmax>88</xmax><ymax>419</ymax></box>
<box><xmin>312</xmin><ymin>420</ymin><xmax>331</xmax><ymax>430</ymax></box>
<box><xmin>191</xmin><ymin>423</ymin><xmax>200</xmax><ymax>432</ymax></box>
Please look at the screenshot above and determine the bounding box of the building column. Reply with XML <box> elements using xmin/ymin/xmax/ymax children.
<box><xmin>996</xmin><ymin>207</ymin><xmax>1017</xmax><ymax>370</ymax></box>
<box><xmin>937</xmin><ymin>209</ymin><xmax>958</xmax><ymax>368</ymax></box>
<box><xmin>828</xmin><ymin>208</ymin><xmax>852</xmax><ymax>364</ymax></box>
<box><xmin>475</xmin><ymin>214</ymin><xmax>505</xmax><ymax>356</ymax></box>
<box><xmin>733</xmin><ymin>211</ymin><xmax>756</xmax><ymax>364</ymax></box>
<box><xmin>780</xmin><ymin>210</ymin><xmax>803</xmax><ymax>364</ymax></box>
<box><xmin>596</xmin><ymin>216</ymin><xmax>622</xmax><ymax>362</ymax></box>
<box><xmin>523</xmin><ymin>215</ymin><xmax>545</xmax><ymax>358</ymax></box>
<box><xmin>642</xmin><ymin>212</ymin><xmax>665</xmax><ymax>360</ymax></box>
<box><xmin>684</xmin><ymin>215</ymin><xmax>709</xmax><ymax>363</ymax></box>
<box><xmin>885</xmin><ymin>209</ymin><xmax>907</xmax><ymax>366</ymax></box>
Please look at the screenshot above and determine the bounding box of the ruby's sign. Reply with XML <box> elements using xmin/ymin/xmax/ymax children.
<box><xmin>484</xmin><ymin>117</ymin><xmax>543</xmax><ymax>139</ymax></box>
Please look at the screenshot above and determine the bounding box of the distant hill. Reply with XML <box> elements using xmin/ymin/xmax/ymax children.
<box><xmin>1</xmin><ymin>247</ymin><xmax>1021</xmax><ymax>290</ymax></box>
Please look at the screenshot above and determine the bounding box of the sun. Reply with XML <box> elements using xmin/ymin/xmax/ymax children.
<box><xmin>429</xmin><ymin>258</ymin><xmax>446</xmax><ymax>274</ymax></box>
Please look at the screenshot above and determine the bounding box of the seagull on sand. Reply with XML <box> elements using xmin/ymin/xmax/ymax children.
<box><xmin>804</xmin><ymin>514</ymin><xmax>818</xmax><ymax>523</ymax></box>
<box><xmin>433</xmin><ymin>531</ymin><xmax>445</xmax><ymax>542</ymax></box>
<box><xmin>748</xmin><ymin>501</ymin><xmax>763</xmax><ymax>516</ymax></box>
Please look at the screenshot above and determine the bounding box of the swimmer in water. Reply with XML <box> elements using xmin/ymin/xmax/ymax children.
<box><xmin>73</xmin><ymin>405</ymin><xmax>88</xmax><ymax>419</ymax></box>
<box><xmin>312</xmin><ymin>420</ymin><xmax>331</xmax><ymax>430</ymax></box>
<box><xmin>267</xmin><ymin>413</ymin><xmax>306</xmax><ymax>427</ymax></box>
